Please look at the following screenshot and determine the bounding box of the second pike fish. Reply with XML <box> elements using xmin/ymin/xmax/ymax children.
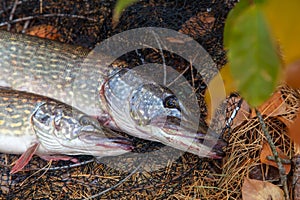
<box><xmin>0</xmin><ymin>88</ymin><xmax>132</xmax><ymax>174</ymax></box>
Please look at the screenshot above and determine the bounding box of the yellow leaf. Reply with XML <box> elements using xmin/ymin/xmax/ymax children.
<box><xmin>205</xmin><ymin>64</ymin><xmax>237</xmax><ymax>122</ymax></box>
<box><xmin>262</xmin><ymin>0</ymin><xmax>300</xmax><ymax>64</ymax></box>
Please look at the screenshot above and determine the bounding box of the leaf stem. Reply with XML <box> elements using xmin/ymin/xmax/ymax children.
<box><xmin>256</xmin><ymin>108</ymin><xmax>290</xmax><ymax>200</ymax></box>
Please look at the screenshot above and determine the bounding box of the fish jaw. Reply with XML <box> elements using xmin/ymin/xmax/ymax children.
<box><xmin>36</xmin><ymin>132</ymin><xmax>133</xmax><ymax>158</ymax></box>
<box><xmin>165</xmin><ymin>135</ymin><xmax>225</xmax><ymax>159</ymax></box>
<box><xmin>75</xmin><ymin>133</ymin><xmax>133</xmax><ymax>157</ymax></box>
<box><xmin>136</xmin><ymin>125</ymin><xmax>225</xmax><ymax>158</ymax></box>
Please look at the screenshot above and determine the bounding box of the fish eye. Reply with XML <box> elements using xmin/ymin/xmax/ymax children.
<box><xmin>40</xmin><ymin>114</ymin><xmax>51</xmax><ymax>123</ymax></box>
<box><xmin>79</xmin><ymin>116</ymin><xmax>92</xmax><ymax>126</ymax></box>
<box><xmin>163</xmin><ymin>95</ymin><xmax>180</xmax><ymax>109</ymax></box>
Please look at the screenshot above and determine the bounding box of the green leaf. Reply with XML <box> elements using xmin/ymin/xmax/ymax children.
<box><xmin>224</xmin><ymin>0</ymin><xmax>252</xmax><ymax>47</ymax></box>
<box><xmin>113</xmin><ymin>0</ymin><xmax>138</xmax><ymax>23</ymax></box>
<box><xmin>227</xmin><ymin>6</ymin><xmax>281</xmax><ymax>107</ymax></box>
<box><xmin>224</xmin><ymin>0</ymin><xmax>268</xmax><ymax>47</ymax></box>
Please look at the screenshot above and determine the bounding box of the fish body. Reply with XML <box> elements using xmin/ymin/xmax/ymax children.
<box><xmin>0</xmin><ymin>88</ymin><xmax>132</xmax><ymax>173</ymax></box>
<box><xmin>0</xmin><ymin>30</ymin><xmax>112</xmax><ymax>118</ymax></box>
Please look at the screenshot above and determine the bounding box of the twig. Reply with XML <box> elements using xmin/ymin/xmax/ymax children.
<box><xmin>151</xmin><ymin>30</ymin><xmax>167</xmax><ymax>85</ymax></box>
<box><xmin>0</xmin><ymin>0</ymin><xmax>23</xmax><ymax>15</ymax></box>
<box><xmin>0</xmin><ymin>13</ymin><xmax>98</xmax><ymax>27</ymax></box>
<box><xmin>292</xmin><ymin>151</ymin><xmax>300</xmax><ymax>200</ymax></box>
<box><xmin>256</xmin><ymin>108</ymin><xmax>290</xmax><ymax>200</ymax></box>
<box><xmin>266</xmin><ymin>156</ymin><xmax>291</xmax><ymax>164</ymax></box>
<box><xmin>166</xmin><ymin>65</ymin><xmax>189</xmax><ymax>88</ymax></box>
<box><xmin>20</xmin><ymin>160</ymin><xmax>52</xmax><ymax>187</ymax></box>
<box><xmin>7</xmin><ymin>0</ymin><xmax>19</xmax><ymax>31</ymax></box>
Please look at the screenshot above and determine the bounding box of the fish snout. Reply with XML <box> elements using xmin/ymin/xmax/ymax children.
<box><xmin>156</xmin><ymin>126</ymin><xmax>227</xmax><ymax>159</ymax></box>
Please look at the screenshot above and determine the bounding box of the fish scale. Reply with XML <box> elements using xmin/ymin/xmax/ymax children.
<box><xmin>0</xmin><ymin>90</ymin><xmax>37</xmax><ymax>136</ymax></box>
<box><xmin>0</xmin><ymin>30</ymin><xmax>110</xmax><ymax>117</ymax></box>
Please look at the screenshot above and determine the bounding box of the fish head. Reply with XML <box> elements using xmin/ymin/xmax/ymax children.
<box><xmin>128</xmin><ymin>83</ymin><xmax>225</xmax><ymax>158</ymax></box>
<box><xmin>104</xmin><ymin>69</ymin><xmax>225</xmax><ymax>158</ymax></box>
<box><xmin>129</xmin><ymin>83</ymin><xmax>182</xmax><ymax>127</ymax></box>
<box><xmin>32</xmin><ymin>102</ymin><xmax>133</xmax><ymax>157</ymax></box>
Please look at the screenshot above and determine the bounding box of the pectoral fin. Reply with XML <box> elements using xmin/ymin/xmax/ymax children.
<box><xmin>10</xmin><ymin>143</ymin><xmax>40</xmax><ymax>174</ymax></box>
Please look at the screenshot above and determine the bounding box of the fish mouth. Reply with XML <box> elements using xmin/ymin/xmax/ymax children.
<box><xmin>96</xmin><ymin>137</ymin><xmax>134</xmax><ymax>151</ymax></box>
<box><xmin>162</xmin><ymin>126</ymin><xmax>226</xmax><ymax>158</ymax></box>
<box><xmin>145</xmin><ymin>116</ymin><xmax>226</xmax><ymax>158</ymax></box>
<box><xmin>149</xmin><ymin>115</ymin><xmax>203</xmax><ymax>139</ymax></box>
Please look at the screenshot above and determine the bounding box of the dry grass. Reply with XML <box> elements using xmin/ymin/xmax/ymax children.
<box><xmin>174</xmin><ymin>85</ymin><xmax>297</xmax><ymax>200</ymax></box>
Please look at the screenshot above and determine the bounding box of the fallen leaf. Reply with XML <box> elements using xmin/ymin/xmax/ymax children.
<box><xmin>285</xmin><ymin>59</ymin><xmax>300</xmax><ymax>89</ymax></box>
<box><xmin>199</xmin><ymin>14</ymin><xmax>215</xmax><ymax>24</ymax></box>
<box><xmin>26</xmin><ymin>25</ymin><xmax>60</xmax><ymax>40</ymax></box>
<box><xmin>226</xmin><ymin>95</ymin><xmax>251</xmax><ymax>129</ymax></box>
<box><xmin>180</xmin><ymin>12</ymin><xmax>215</xmax><ymax>38</ymax></box>
<box><xmin>249</xmin><ymin>165</ymin><xmax>280</xmax><ymax>182</ymax></box>
<box><xmin>242</xmin><ymin>178</ymin><xmax>284</xmax><ymax>200</ymax></box>
<box><xmin>294</xmin><ymin>143</ymin><xmax>300</xmax><ymax>155</ymax></box>
<box><xmin>288</xmin><ymin>112</ymin><xmax>300</xmax><ymax>145</ymax></box>
<box><xmin>277</xmin><ymin>116</ymin><xmax>294</xmax><ymax>128</ymax></box>
<box><xmin>250</xmin><ymin>91</ymin><xmax>287</xmax><ymax>118</ymax></box>
<box><xmin>260</xmin><ymin>142</ymin><xmax>291</xmax><ymax>175</ymax></box>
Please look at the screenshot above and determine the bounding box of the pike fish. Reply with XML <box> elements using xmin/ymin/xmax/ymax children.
<box><xmin>0</xmin><ymin>88</ymin><xmax>132</xmax><ymax>174</ymax></box>
<box><xmin>0</xmin><ymin>31</ymin><xmax>225</xmax><ymax>158</ymax></box>
<box><xmin>103</xmin><ymin>68</ymin><xmax>224</xmax><ymax>158</ymax></box>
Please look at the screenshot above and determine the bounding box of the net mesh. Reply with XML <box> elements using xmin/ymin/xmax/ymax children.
<box><xmin>0</xmin><ymin>0</ymin><xmax>263</xmax><ymax>199</ymax></box>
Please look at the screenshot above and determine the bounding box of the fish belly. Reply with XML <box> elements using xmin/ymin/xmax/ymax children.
<box><xmin>0</xmin><ymin>134</ymin><xmax>36</xmax><ymax>154</ymax></box>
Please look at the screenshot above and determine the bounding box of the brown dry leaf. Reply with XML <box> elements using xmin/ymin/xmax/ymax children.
<box><xmin>242</xmin><ymin>178</ymin><xmax>284</xmax><ymax>200</ymax></box>
<box><xmin>277</xmin><ymin>116</ymin><xmax>294</xmax><ymax>128</ymax></box>
<box><xmin>288</xmin><ymin>112</ymin><xmax>300</xmax><ymax>145</ymax></box>
<box><xmin>179</xmin><ymin>12</ymin><xmax>215</xmax><ymax>38</ymax></box>
<box><xmin>229</xmin><ymin>97</ymin><xmax>251</xmax><ymax>129</ymax></box>
<box><xmin>250</xmin><ymin>91</ymin><xmax>287</xmax><ymax>118</ymax></box>
<box><xmin>285</xmin><ymin>59</ymin><xmax>300</xmax><ymax>89</ymax></box>
<box><xmin>295</xmin><ymin>143</ymin><xmax>300</xmax><ymax>155</ymax></box>
<box><xmin>260</xmin><ymin>142</ymin><xmax>291</xmax><ymax>175</ymax></box>
<box><xmin>26</xmin><ymin>25</ymin><xmax>60</xmax><ymax>40</ymax></box>
<box><xmin>199</xmin><ymin>14</ymin><xmax>215</xmax><ymax>24</ymax></box>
